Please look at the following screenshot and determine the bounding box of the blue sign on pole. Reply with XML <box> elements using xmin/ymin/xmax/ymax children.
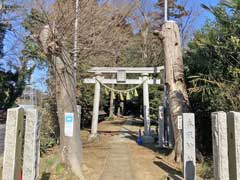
<box><xmin>64</xmin><ymin>113</ymin><xmax>74</xmax><ymax>137</ymax></box>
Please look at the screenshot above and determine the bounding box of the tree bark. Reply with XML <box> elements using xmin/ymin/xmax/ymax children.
<box><xmin>54</xmin><ymin>51</ymin><xmax>84</xmax><ymax>178</ymax></box>
<box><xmin>160</xmin><ymin>21</ymin><xmax>190</xmax><ymax>162</ymax></box>
<box><xmin>39</xmin><ymin>25</ymin><xmax>84</xmax><ymax>178</ymax></box>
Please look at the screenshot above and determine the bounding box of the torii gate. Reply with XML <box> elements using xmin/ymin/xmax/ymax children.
<box><xmin>84</xmin><ymin>66</ymin><xmax>165</xmax><ymax>140</ymax></box>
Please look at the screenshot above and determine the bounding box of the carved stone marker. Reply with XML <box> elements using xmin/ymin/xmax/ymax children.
<box><xmin>158</xmin><ymin>106</ymin><xmax>164</xmax><ymax>147</ymax></box>
<box><xmin>2</xmin><ymin>107</ymin><xmax>24</xmax><ymax>180</ymax></box>
<box><xmin>211</xmin><ymin>112</ymin><xmax>229</xmax><ymax>180</ymax></box>
<box><xmin>182</xmin><ymin>113</ymin><xmax>196</xmax><ymax>180</ymax></box>
<box><xmin>22</xmin><ymin>108</ymin><xmax>41</xmax><ymax>180</ymax></box>
<box><xmin>227</xmin><ymin>111</ymin><xmax>240</xmax><ymax>180</ymax></box>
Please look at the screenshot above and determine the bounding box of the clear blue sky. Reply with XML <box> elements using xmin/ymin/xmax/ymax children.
<box><xmin>194</xmin><ymin>0</ymin><xmax>219</xmax><ymax>27</ymax></box>
<box><xmin>1</xmin><ymin>0</ymin><xmax>220</xmax><ymax>92</ymax></box>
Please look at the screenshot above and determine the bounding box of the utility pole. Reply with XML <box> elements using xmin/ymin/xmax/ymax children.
<box><xmin>74</xmin><ymin>0</ymin><xmax>80</xmax><ymax>84</ymax></box>
<box><xmin>0</xmin><ymin>0</ymin><xmax>4</xmax><ymax>58</ymax></box>
<box><xmin>164</xmin><ymin>0</ymin><xmax>168</xmax><ymax>22</ymax></box>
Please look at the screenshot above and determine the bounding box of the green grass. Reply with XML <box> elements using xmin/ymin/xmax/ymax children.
<box><xmin>198</xmin><ymin>160</ymin><xmax>214</xmax><ymax>179</ymax></box>
<box><xmin>39</xmin><ymin>149</ymin><xmax>79</xmax><ymax>179</ymax></box>
<box><xmin>41</xmin><ymin>153</ymin><xmax>59</xmax><ymax>172</ymax></box>
<box><xmin>55</xmin><ymin>163</ymin><xmax>65</xmax><ymax>175</ymax></box>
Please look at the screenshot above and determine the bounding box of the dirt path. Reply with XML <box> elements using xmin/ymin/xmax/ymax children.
<box><xmin>82</xmin><ymin>117</ymin><xmax>177</xmax><ymax>180</ymax></box>
<box><xmin>99</xmin><ymin>143</ymin><xmax>136</xmax><ymax>180</ymax></box>
<box><xmin>99</xmin><ymin>120</ymin><xmax>136</xmax><ymax>180</ymax></box>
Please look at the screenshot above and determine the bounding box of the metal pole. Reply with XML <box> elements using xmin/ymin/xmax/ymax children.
<box><xmin>164</xmin><ymin>0</ymin><xmax>168</xmax><ymax>22</ymax></box>
<box><xmin>74</xmin><ymin>0</ymin><xmax>80</xmax><ymax>83</ymax></box>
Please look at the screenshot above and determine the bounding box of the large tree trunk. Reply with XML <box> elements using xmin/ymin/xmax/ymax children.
<box><xmin>39</xmin><ymin>25</ymin><xmax>84</xmax><ymax>178</ymax></box>
<box><xmin>54</xmin><ymin>51</ymin><xmax>84</xmax><ymax>178</ymax></box>
<box><xmin>160</xmin><ymin>21</ymin><xmax>190</xmax><ymax>162</ymax></box>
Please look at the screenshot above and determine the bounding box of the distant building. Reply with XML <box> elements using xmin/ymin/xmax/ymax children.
<box><xmin>16</xmin><ymin>86</ymin><xmax>47</xmax><ymax>107</ymax></box>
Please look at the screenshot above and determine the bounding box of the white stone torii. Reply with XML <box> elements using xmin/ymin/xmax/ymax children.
<box><xmin>84</xmin><ymin>67</ymin><xmax>164</xmax><ymax>139</ymax></box>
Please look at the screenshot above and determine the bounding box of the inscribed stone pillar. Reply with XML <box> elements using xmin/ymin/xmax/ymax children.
<box><xmin>2</xmin><ymin>107</ymin><xmax>24</xmax><ymax>180</ymax></box>
<box><xmin>142</xmin><ymin>73</ymin><xmax>150</xmax><ymax>136</ymax></box>
<box><xmin>182</xmin><ymin>113</ymin><xmax>196</xmax><ymax>180</ymax></box>
<box><xmin>91</xmin><ymin>75</ymin><xmax>101</xmax><ymax>137</ymax></box>
<box><xmin>211</xmin><ymin>112</ymin><xmax>229</xmax><ymax>180</ymax></box>
<box><xmin>158</xmin><ymin>106</ymin><xmax>164</xmax><ymax>147</ymax></box>
<box><xmin>227</xmin><ymin>111</ymin><xmax>240</xmax><ymax>180</ymax></box>
<box><xmin>22</xmin><ymin>108</ymin><xmax>41</xmax><ymax>180</ymax></box>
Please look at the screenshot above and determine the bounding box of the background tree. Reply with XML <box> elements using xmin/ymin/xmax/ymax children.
<box><xmin>0</xmin><ymin>0</ymin><xmax>35</xmax><ymax>111</ymax></box>
<box><xmin>0</xmin><ymin>63</ymin><xmax>34</xmax><ymax>109</ymax></box>
<box><xmin>185</xmin><ymin>0</ymin><xmax>240</xmax><ymax>154</ymax></box>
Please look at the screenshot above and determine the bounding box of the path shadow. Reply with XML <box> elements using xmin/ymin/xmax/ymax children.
<box><xmin>41</xmin><ymin>172</ymin><xmax>51</xmax><ymax>180</ymax></box>
<box><xmin>127</xmin><ymin>118</ymin><xmax>144</xmax><ymax>127</ymax></box>
<box><xmin>154</xmin><ymin>161</ymin><xmax>183</xmax><ymax>180</ymax></box>
<box><xmin>97</xmin><ymin>130</ymin><xmax>138</xmax><ymax>135</ymax></box>
<box><xmin>111</xmin><ymin>117</ymin><xmax>144</xmax><ymax>127</ymax></box>
<box><xmin>110</xmin><ymin>121</ymin><xmax>126</xmax><ymax>126</ymax></box>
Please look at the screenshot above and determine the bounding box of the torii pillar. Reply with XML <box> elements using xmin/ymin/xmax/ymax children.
<box><xmin>142</xmin><ymin>73</ymin><xmax>154</xmax><ymax>143</ymax></box>
<box><xmin>90</xmin><ymin>74</ymin><xmax>101</xmax><ymax>138</ymax></box>
<box><xmin>142</xmin><ymin>73</ymin><xmax>150</xmax><ymax>135</ymax></box>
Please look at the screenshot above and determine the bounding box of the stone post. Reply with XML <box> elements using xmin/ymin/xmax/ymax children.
<box><xmin>158</xmin><ymin>106</ymin><xmax>164</xmax><ymax>147</ymax></box>
<box><xmin>211</xmin><ymin>112</ymin><xmax>229</xmax><ymax>180</ymax></box>
<box><xmin>227</xmin><ymin>111</ymin><xmax>240</xmax><ymax>180</ymax></box>
<box><xmin>142</xmin><ymin>73</ymin><xmax>150</xmax><ymax>136</ymax></box>
<box><xmin>77</xmin><ymin>105</ymin><xmax>81</xmax><ymax>128</ymax></box>
<box><xmin>2</xmin><ymin>107</ymin><xmax>24</xmax><ymax>180</ymax></box>
<box><xmin>91</xmin><ymin>74</ymin><xmax>101</xmax><ymax>137</ymax></box>
<box><xmin>142</xmin><ymin>74</ymin><xmax>154</xmax><ymax>143</ymax></box>
<box><xmin>22</xmin><ymin>108</ymin><xmax>41</xmax><ymax>180</ymax></box>
<box><xmin>182</xmin><ymin>113</ymin><xmax>196</xmax><ymax>180</ymax></box>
